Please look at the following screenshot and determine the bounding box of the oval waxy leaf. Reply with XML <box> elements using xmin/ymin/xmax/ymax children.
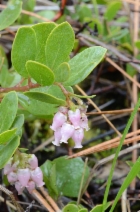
<box><xmin>45</xmin><ymin>22</ymin><xmax>75</xmax><ymax>71</ymax></box>
<box><xmin>0</xmin><ymin>0</ymin><xmax>22</xmax><ymax>31</ymax></box>
<box><xmin>0</xmin><ymin>91</ymin><xmax>18</xmax><ymax>133</ymax></box>
<box><xmin>26</xmin><ymin>60</ymin><xmax>55</xmax><ymax>86</ymax></box>
<box><xmin>11</xmin><ymin>27</ymin><xmax>36</xmax><ymax>77</ymax></box>
<box><xmin>0</xmin><ymin>135</ymin><xmax>20</xmax><ymax>169</ymax></box>
<box><xmin>62</xmin><ymin>204</ymin><xmax>79</xmax><ymax>212</ymax></box>
<box><xmin>54</xmin><ymin>62</ymin><xmax>70</xmax><ymax>82</ymax></box>
<box><xmin>64</xmin><ymin>46</ymin><xmax>107</xmax><ymax>86</ymax></box>
<box><xmin>32</xmin><ymin>22</ymin><xmax>56</xmax><ymax>64</ymax></box>
<box><xmin>0</xmin><ymin>128</ymin><xmax>17</xmax><ymax>145</ymax></box>
<box><xmin>24</xmin><ymin>91</ymin><xmax>66</xmax><ymax>106</ymax></box>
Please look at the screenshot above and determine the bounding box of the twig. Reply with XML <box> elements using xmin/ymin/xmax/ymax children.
<box><xmin>0</xmin><ymin>82</ymin><xmax>40</xmax><ymax>93</ymax></box>
<box><xmin>121</xmin><ymin>189</ymin><xmax>127</xmax><ymax>212</ymax></box>
<box><xmin>87</xmin><ymin>108</ymin><xmax>140</xmax><ymax>115</ymax></box>
<box><xmin>39</xmin><ymin>187</ymin><xmax>61</xmax><ymax>212</ymax></box>
<box><xmin>0</xmin><ymin>185</ymin><xmax>24</xmax><ymax>212</ymax></box>
<box><xmin>32</xmin><ymin>136</ymin><xmax>54</xmax><ymax>153</ymax></box>
<box><xmin>25</xmin><ymin>200</ymin><xmax>35</xmax><ymax>212</ymax></box>
<box><xmin>0</xmin><ymin>195</ymin><xmax>17</xmax><ymax>210</ymax></box>
<box><xmin>77</xmin><ymin>158</ymin><xmax>88</xmax><ymax>205</ymax></box>
<box><xmin>32</xmin><ymin>189</ymin><xmax>55</xmax><ymax>212</ymax></box>
<box><xmin>52</xmin><ymin>0</ymin><xmax>67</xmax><ymax>21</ymax></box>
<box><xmin>75</xmin><ymin>85</ymin><xmax>121</xmax><ymax>137</ymax></box>
<box><xmin>68</xmin><ymin>129</ymin><xmax>140</xmax><ymax>158</ymax></box>
<box><xmin>106</xmin><ymin>57</ymin><xmax>140</xmax><ymax>89</ymax></box>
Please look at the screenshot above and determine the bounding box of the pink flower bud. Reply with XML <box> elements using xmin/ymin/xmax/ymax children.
<box><xmin>60</xmin><ymin>123</ymin><xmax>74</xmax><ymax>143</ymax></box>
<box><xmin>7</xmin><ymin>172</ymin><xmax>17</xmax><ymax>183</ymax></box>
<box><xmin>80</xmin><ymin>113</ymin><xmax>89</xmax><ymax>131</ymax></box>
<box><xmin>17</xmin><ymin>168</ymin><xmax>30</xmax><ymax>187</ymax></box>
<box><xmin>72</xmin><ymin>128</ymin><xmax>84</xmax><ymax>148</ymax></box>
<box><xmin>59</xmin><ymin>106</ymin><xmax>68</xmax><ymax>114</ymax></box>
<box><xmin>28</xmin><ymin>154</ymin><xmax>38</xmax><ymax>169</ymax></box>
<box><xmin>26</xmin><ymin>181</ymin><xmax>35</xmax><ymax>194</ymax></box>
<box><xmin>68</xmin><ymin>109</ymin><xmax>81</xmax><ymax>129</ymax></box>
<box><xmin>52</xmin><ymin>127</ymin><xmax>61</xmax><ymax>146</ymax></box>
<box><xmin>31</xmin><ymin>167</ymin><xmax>45</xmax><ymax>187</ymax></box>
<box><xmin>50</xmin><ymin>112</ymin><xmax>67</xmax><ymax>131</ymax></box>
<box><xmin>15</xmin><ymin>181</ymin><xmax>25</xmax><ymax>195</ymax></box>
<box><xmin>4</xmin><ymin>164</ymin><xmax>13</xmax><ymax>175</ymax></box>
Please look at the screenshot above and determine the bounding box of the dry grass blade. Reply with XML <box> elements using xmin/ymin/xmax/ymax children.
<box><xmin>87</xmin><ymin>108</ymin><xmax>140</xmax><ymax>115</ymax></box>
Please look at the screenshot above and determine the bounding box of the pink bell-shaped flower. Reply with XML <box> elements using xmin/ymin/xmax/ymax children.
<box><xmin>31</xmin><ymin>167</ymin><xmax>45</xmax><ymax>187</ymax></box>
<box><xmin>80</xmin><ymin>113</ymin><xmax>90</xmax><ymax>131</ymax></box>
<box><xmin>68</xmin><ymin>109</ymin><xmax>81</xmax><ymax>129</ymax></box>
<box><xmin>28</xmin><ymin>154</ymin><xmax>38</xmax><ymax>169</ymax></box>
<box><xmin>26</xmin><ymin>181</ymin><xmax>35</xmax><ymax>194</ymax></box>
<box><xmin>52</xmin><ymin>127</ymin><xmax>62</xmax><ymax>146</ymax></box>
<box><xmin>72</xmin><ymin>128</ymin><xmax>84</xmax><ymax>148</ymax></box>
<box><xmin>60</xmin><ymin>123</ymin><xmax>74</xmax><ymax>143</ymax></box>
<box><xmin>15</xmin><ymin>181</ymin><xmax>25</xmax><ymax>195</ymax></box>
<box><xmin>4</xmin><ymin>163</ymin><xmax>13</xmax><ymax>175</ymax></box>
<box><xmin>50</xmin><ymin>112</ymin><xmax>67</xmax><ymax>131</ymax></box>
<box><xmin>17</xmin><ymin>168</ymin><xmax>30</xmax><ymax>187</ymax></box>
<box><xmin>7</xmin><ymin>172</ymin><xmax>17</xmax><ymax>183</ymax></box>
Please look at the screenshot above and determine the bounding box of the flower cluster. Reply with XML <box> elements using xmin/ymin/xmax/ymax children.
<box><xmin>4</xmin><ymin>152</ymin><xmax>44</xmax><ymax>195</ymax></box>
<box><xmin>51</xmin><ymin>105</ymin><xmax>89</xmax><ymax>148</ymax></box>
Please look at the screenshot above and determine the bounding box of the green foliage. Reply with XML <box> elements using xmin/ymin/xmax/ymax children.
<box><xmin>18</xmin><ymin>92</ymin><xmax>57</xmax><ymax>118</ymax></box>
<box><xmin>26</xmin><ymin>60</ymin><xmax>55</xmax><ymax>86</ymax></box>
<box><xmin>64</xmin><ymin>47</ymin><xmax>107</xmax><ymax>86</ymax></box>
<box><xmin>104</xmin><ymin>1</ymin><xmax>122</xmax><ymax>21</ymax></box>
<box><xmin>90</xmin><ymin>205</ymin><xmax>103</xmax><ymax>212</ymax></box>
<box><xmin>45</xmin><ymin>22</ymin><xmax>75</xmax><ymax>71</ymax></box>
<box><xmin>11</xmin><ymin>27</ymin><xmax>36</xmax><ymax>77</ymax></box>
<box><xmin>0</xmin><ymin>0</ymin><xmax>22</xmax><ymax>31</ymax></box>
<box><xmin>32</xmin><ymin>23</ymin><xmax>56</xmax><ymax>64</ymax></box>
<box><xmin>24</xmin><ymin>91</ymin><xmax>66</xmax><ymax>106</ymax></box>
<box><xmin>63</xmin><ymin>204</ymin><xmax>79</xmax><ymax>212</ymax></box>
<box><xmin>0</xmin><ymin>92</ymin><xmax>18</xmax><ymax>133</ymax></box>
<box><xmin>11</xmin><ymin>114</ymin><xmax>24</xmax><ymax>137</ymax></box>
<box><xmin>54</xmin><ymin>62</ymin><xmax>70</xmax><ymax>82</ymax></box>
<box><xmin>0</xmin><ymin>129</ymin><xmax>17</xmax><ymax>145</ymax></box>
<box><xmin>0</xmin><ymin>136</ymin><xmax>20</xmax><ymax>169</ymax></box>
<box><xmin>41</xmin><ymin>156</ymin><xmax>90</xmax><ymax>199</ymax></box>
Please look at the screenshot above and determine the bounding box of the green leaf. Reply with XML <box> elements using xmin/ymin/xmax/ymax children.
<box><xmin>11</xmin><ymin>114</ymin><xmax>24</xmax><ymax>137</ymax></box>
<box><xmin>0</xmin><ymin>129</ymin><xmax>17</xmax><ymax>145</ymax></box>
<box><xmin>26</xmin><ymin>60</ymin><xmax>55</xmax><ymax>86</ymax></box>
<box><xmin>18</xmin><ymin>92</ymin><xmax>57</xmax><ymax>117</ymax></box>
<box><xmin>41</xmin><ymin>157</ymin><xmax>90</xmax><ymax>198</ymax></box>
<box><xmin>54</xmin><ymin>62</ymin><xmax>70</xmax><ymax>82</ymax></box>
<box><xmin>41</xmin><ymin>161</ymin><xmax>58</xmax><ymax>199</ymax></box>
<box><xmin>104</xmin><ymin>1</ymin><xmax>122</xmax><ymax>21</ymax></box>
<box><xmin>64</xmin><ymin>47</ymin><xmax>107</xmax><ymax>86</ymax></box>
<box><xmin>0</xmin><ymin>66</ymin><xmax>21</xmax><ymax>88</ymax></box>
<box><xmin>32</xmin><ymin>23</ymin><xmax>56</xmax><ymax>64</ymax></box>
<box><xmin>62</xmin><ymin>204</ymin><xmax>79</xmax><ymax>212</ymax></box>
<box><xmin>45</xmin><ymin>22</ymin><xmax>75</xmax><ymax>71</ymax></box>
<box><xmin>135</xmin><ymin>40</ymin><xmax>140</xmax><ymax>49</ymax></box>
<box><xmin>0</xmin><ymin>136</ymin><xmax>20</xmax><ymax>169</ymax></box>
<box><xmin>110</xmin><ymin>157</ymin><xmax>140</xmax><ymax>212</ymax></box>
<box><xmin>90</xmin><ymin>205</ymin><xmax>103</xmax><ymax>212</ymax></box>
<box><xmin>11</xmin><ymin>27</ymin><xmax>36</xmax><ymax>77</ymax></box>
<box><xmin>0</xmin><ymin>92</ymin><xmax>18</xmax><ymax>133</ymax></box>
<box><xmin>24</xmin><ymin>91</ymin><xmax>66</xmax><ymax>106</ymax></box>
<box><xmin>79</xmin><ymin>209</ymin><xmax>88</xmax><ymax>212</ymax></box>
<box><xmin>0</xmin><ymin>0</ymin><xmax>22</xmax><ymax>31</ymax></box>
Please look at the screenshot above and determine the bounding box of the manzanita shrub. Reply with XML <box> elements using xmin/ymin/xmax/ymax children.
<box><xmin>0</xmin><ymin>20</ymin><xmax>107</xmax><ymax>209</ymax></box>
